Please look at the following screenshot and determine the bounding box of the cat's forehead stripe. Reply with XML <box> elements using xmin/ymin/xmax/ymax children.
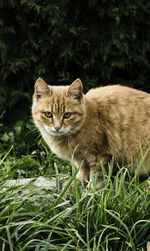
<box><xmin>49</xmin><ymin>86</ymin><xmax>68</xmax><ymax>113</ymax></box>
<box><xmin>52</xmin><ymin>96</ymin><xmax>66</xmax><ymax>113</ymax></box>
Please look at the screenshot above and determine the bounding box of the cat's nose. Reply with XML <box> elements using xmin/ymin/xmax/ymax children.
<box><xmin>54</xmin><ymin>125</ymin><xmax>61</xmax><ymax>132</ymax></box>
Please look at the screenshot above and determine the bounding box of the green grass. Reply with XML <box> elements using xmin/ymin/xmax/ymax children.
<box><xmin>0</xmin><ymin>144</ymin><xmax>150</xmax><ymax>250</ymax></box>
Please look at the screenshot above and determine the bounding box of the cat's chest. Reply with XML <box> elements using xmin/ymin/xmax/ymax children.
<box><xmin>50</xmin><ymin>138</ymin><xmax>98</xmax><ymax>161</ymax></box>
<box><xmin>41</xmin><ymin>132</ymin><xmax>72</xmax><ymax>160</ymax></box>
<box><xmin>40</xmin><ymin>129</ymin><xmax>102</xmax><ymax>162</ymax></box>
<box><xmin>49</xmin><ymin>140</ymin><xmax>71</xmax><ymax>160</ymax></box>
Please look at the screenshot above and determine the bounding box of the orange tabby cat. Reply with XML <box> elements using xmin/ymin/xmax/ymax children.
<box><xmin>32</xmin><ymin>78</ymin><xmax>150</xmax><ymax>184</ymax></box>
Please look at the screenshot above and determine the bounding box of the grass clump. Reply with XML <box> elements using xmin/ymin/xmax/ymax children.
<box><xmin>0</xmin><ymin>153</ymin><xmax>149</xmax><ymax>251</ymax></box>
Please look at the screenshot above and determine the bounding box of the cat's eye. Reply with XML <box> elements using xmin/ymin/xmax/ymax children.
<box><xmin>63</xmin><ymin>112</ymin><xmax>72</xmax><ymax>119</ymax></box>
<box><xmin>44</xmin><ymin>111</ymin><xmax>53</xmax><ymax>118</ymax></box>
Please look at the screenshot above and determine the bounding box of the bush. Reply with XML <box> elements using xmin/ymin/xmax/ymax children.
<box><xmin>0</xmin><ymin>0</ymin><xmax>150</xmax><ymax>123</ymax></box>
<box><xmin>0</xmin><ymin>0</ymin><xmax>150</xmax><ymax>161</ymax></box>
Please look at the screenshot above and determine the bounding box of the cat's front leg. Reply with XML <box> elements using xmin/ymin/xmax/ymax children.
<box><xmin>75</xmin><ymin>159</ymin><xmax>90</xmax><ymax>185</ymax></box>
<box><xmin>88</xmin><ymin>167</ymin><xmax>104</xmax><ymax>188</ymax></box>
<box><xmin>88</xmin><ymin>154</ymin><xmax>111</xmax><ymax>187</ymax></box>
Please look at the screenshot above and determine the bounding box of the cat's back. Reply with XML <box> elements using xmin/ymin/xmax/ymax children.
<box><xmin>86</xmin><ymin>84</ymin><xmax>149</xmax><ymax>100</ymax></box>
<box><xmin>85</xmin><ymin>84</ymin><xmax>150</xmax><ymax>109</ymax></box>
<box><xmin>86</xmin><ymin>84</ymin><xmax>121</xmax><ymax>98</ymax></box>
<box><xmin>85</xmin><ymin>84</ymin><xmax>150</xmax><ymax>129</ymax></box>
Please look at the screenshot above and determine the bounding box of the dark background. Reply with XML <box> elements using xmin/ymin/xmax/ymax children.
<box><xmin>0</xmin><ymin>0</ymin><xmax>150</xmax><ymax>160</ymax></box>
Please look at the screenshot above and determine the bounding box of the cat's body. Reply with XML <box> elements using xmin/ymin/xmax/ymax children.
<box><xmin>32</xmin><ymin>78</ymin><xmax>150</xmax><ymax>184</ymax></box>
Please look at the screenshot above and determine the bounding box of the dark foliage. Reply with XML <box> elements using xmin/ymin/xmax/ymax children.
<box><xmin>0</xmin><ymin>0</ymin><xmax>150</xmax><ymax>137</ymax></box>
<box><xmin>0</xmin><ymin>0</ymin><xmax>150</xmax><ymax>121</ymax></box>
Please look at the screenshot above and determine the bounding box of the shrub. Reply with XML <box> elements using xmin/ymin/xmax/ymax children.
<box><xmin>0</xmin><ymin>0</ymin><xmax>150</xmax><ymax>158</ymax></box>
<box><xmin>0</xmin><ymin>0</ymin><xmax>150</xmax><ymax>123</ymax></box>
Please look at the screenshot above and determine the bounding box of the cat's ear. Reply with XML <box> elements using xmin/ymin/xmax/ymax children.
<box><xmin>67</xmin><ymin>79</ymin><xmax>83</xmax><ymax>100</ymax></box>
<box><xmin>34</xmin><ymin>78</ymin><xmax>50</xmax><ymax>100</ymax></box>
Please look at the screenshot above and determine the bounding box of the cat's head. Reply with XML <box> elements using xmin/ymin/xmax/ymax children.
<box><xmin>32</xmin><ymin>78</ymin><xmax>86</xmax><ymax>137</ymax></box>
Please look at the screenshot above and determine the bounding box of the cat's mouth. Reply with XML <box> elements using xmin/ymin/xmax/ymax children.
<box><xmin>49</xmin><ymin>131</ymin><xmax>66</xmax><ymax>136</ymax></box>
<box><xmin>43</xmin><ymin>125</ymin><xmax>69</xmax><ymax>137</ymax></box>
